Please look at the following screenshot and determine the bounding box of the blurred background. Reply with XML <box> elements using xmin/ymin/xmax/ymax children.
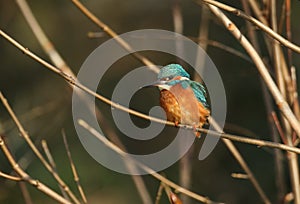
<box><xmin>1</xmin><ymin>0</ymin><xmax>300</xmax><ymax>203</ymax></box>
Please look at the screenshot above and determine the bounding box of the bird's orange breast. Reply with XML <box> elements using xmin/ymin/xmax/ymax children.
<box><xmin>159</xmin><ymin>84</ymin><xmax>210</xmax><ymax>136</ymax></box>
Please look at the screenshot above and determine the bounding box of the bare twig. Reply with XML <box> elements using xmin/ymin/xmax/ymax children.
<box><xmin>192</xmin><ymin>38</ymin><xmax>252</xmax><ymax>62</ymax></box>
<box><xmin>19</xmin><ymin>182</ymin><xmax>33</xmax><ymax>204</ymax></box>
<box><xmin>4</xmin><ymin>26</ymin><xmax>300</xmax><ymax>204</ymax></box>
<box><xmin>201</xmin><ymin>1</ymin><xmax>300</xmax><ymax>140</ymax></box>
<box><xmin>195</xmin><ymin>4</ymin><xmax>210</xmax><ymax>80</ymax></box>
<box><xmin>291</xmin><ymin>66</ymin><xmax>300</xmax><ymax>120</ymax></box>
<box><xmin>71</xmin><ymin>0</ymin><xmax>159</xmax><ymax>73</ymax></box>
<box><xmin>247</xmin><ymin>0</ymin><xmax>294</xmax><ymax>105</ymax></box>
<box><xmin>199</xmin><ymin>0</ymin><xmax>300</xmax><ymax>54</ymax></box>
<box><xmin>0</xmin><ymin>92</ymin><xmax>81</xmax><ymax>204</ymax></box>
<box><xmin>271</xmin><ymin>112</ymin><xmax>287</xmax><ymax>145</ymax></box>
<box><xmin>209</xmin><ymin>118</ymin><xmax>271</xmax><ymax>204</ymax></box>
<box><xmin>231</xmin><ymin>173</ymin><xmax>249</xmax><ymax>180</ymax></box>
<box><xmin>285</xmin><ymin>0</ymin><xmax>292</xmax><ymax>67</ymax></box>
<box><xmin>78</xmin><ymin>119</ymin><xmax>218</xmax><ymax>204</ymax></box>
<box><xmin>62</xmin><ymin>130</ymin><xmax>87</xmax><ymax>204</ymax></box>
<box><xmin>0</xmin><ymin>135</ymin><xmax>72</xmax><ymax>204</ymax></box>
<box><xmin>11</xmin><ymin>0</ymin><xmax>155</xmax><ymax>199</ymax></box>
<box><xmin>163</xmin><ymin>182</ymin><xmax>183</xmax><ymax>204</ymax></box>
<box><xmin>15</xmin><ymin>0</ymin><xmax>69</xmax><ymax>73</ymax></box>
<box><xmin>271</xmin><ymin>0</ymin><xmax>300</xmax><ymax>202</ymax></box>
<box><xmin>0</xmin><ymin>171</ymin><xmax>22</xmax><ymax>181</ymax></box>
<box><xmin>271</xmin><ymin>0</ymin><xmax>286</xmax><ymax>100</ymax></box>
<box><xmin>41</xmin><ymin>140</ymin><xmax>70</xmax><ymax>201</ymax></box>
<box><xmin>87</xmin><ymin>32</ymin><xmax>253</xmax><ymax>63</ymax></box>
<box><xmin>155</xmin><ymin>182</ymin><xmax>165</xmax><ymax>204</ymax></box>
<box><xmin>172</xmin><ymin>0</ymin><xmax>183</xmax><ymax>35</ymax></box>
<box><xmin>1</xmin><ymin>29</ymin><xmax>300</xmax><ymax>154</ymax></box>
<box><xmin>286</xmin><ymin>145</ymin><xmax>300</xmax><ymax>204</ymax></box>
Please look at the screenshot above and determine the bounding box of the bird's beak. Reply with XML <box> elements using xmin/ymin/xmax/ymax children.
<box><xmin>140</xmin><ymin>80</ymin><xmax>167</xmax><ymax>89</ymax></box>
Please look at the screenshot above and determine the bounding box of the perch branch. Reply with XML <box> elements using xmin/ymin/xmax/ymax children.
<box><xmin>1</xmin><ymin>29</ymin><xmax>300</xmax><ymax>154</ymax></box>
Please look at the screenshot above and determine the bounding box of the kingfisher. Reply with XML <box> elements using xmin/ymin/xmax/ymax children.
<box><xmin>147</xmin><ymin>64</ymin><xmax>210</xmax><ymax>137</ymax></box>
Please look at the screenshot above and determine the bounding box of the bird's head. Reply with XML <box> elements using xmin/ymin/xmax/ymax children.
<box><xmin>152</xmin><ymin>64</ymin><xmax>190</xmax><ymax>90</ymax></box>
<box><xmin>158</xmin><ymin>64</ymin><xmax>190</xmax><ymax>81</ymax></box>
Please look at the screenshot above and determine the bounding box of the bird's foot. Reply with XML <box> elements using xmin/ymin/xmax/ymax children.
<box><xmin>193</xmin><ymin>125</ymin><xmax>201</xmax><ymax>138</ymax></box>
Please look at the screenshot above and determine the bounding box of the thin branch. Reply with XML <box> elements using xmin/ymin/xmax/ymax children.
<box><xmin>62</xmin><ymin>130</ymin><xmax>87</xmax><ymax>204</ymax></box>
<box><xmin>291</xmin><ymin>66</ymin><xmax>300</xmax><ymax>120</ymax></box>
<box><xmin>155</xmin><ymin>182</ymin><xmax>165</xmax><ymax>204</ymax></box>
<box><xmin>15</xmin><ymin>1</ymin><xmax>153</xmax><ymax>201</ymax></box>
<box><xmin>285</xmin><ymin>0</ymin><xmax>292</xmax><ymax>67</ymax></box>
<box><xmin>15</xmin><ymin>0</ymin><xmax>69</xmax><ymax>72</ymax></box>
<box><xmin>163</xmin><ymin>182</ymin><xmax>183</xmax><ymax>204</ymax></box>
<box><xmin>231</xmin><ymin>173</ymin><xmax>249</xmax><ymax>179</ymax></box>
<box><xmin>71</xmin><ymin>0</ymin><xmax>159</xmax><ymax>73</ymax></box>
<box><xmin>0</xmin><ymin>171</ymin><xmax>22</xmax><ymax>181</ymax></box>
<box><xmin>271</xmin><ymin>112</ymin><xmax>287</xmax><ymax>145</ymax></box>
<box><xmin>4</xmin><ymin>26</ymin><xmax>300</xmax><ymax>203</ymax></box>
<box><xmin>209</xmin><ymin>118</ymin><xmax>271</xmax><ymax>204</ymax></box>
<box><xmin>247</xmin><ymin>0</ymin><xmax>294</xmax><ymax>106</ymax></box>
<box><xmin>0</xmin><ymin>135</ymin><xmax>72</xmax><ymax>204</ymax></box>
<box><xmin>199</xmin><ymin>0</ymin><xmax>300</xmax><ymax>54</ymax></box>
<box><xmin>78</xmin><ymin>119</ymin><xmax>219</xmax><ymax>204</ymax></box>
<box><xmin>41</xmin><ymin>140</ymin><xmax>58</xmax><ymax>171</ymax></box>
<box><xmin>192</xmin><ymin>38</ymin><xmax>252</xmax><ymax>63</ymax></box>
<box><xmin>1</xmin><ymin>29</ymin><xmax>300</xmax><ymax>154</ymax></box>
<box><xmin>201</xmin><ymin>1</ymin><xmax>300</xmax><ymax>140</ymax></box>
<box><xmin>271</xmin><ymin>0</ymin><xmax>286</xmax><ymax>100</ymax></box>
<box><xmin>0</xmin><ymin>91</ymin><xmax>81</xmax><ymax>204</ymax></box>
<box><xmin>172</xmin><ymin>0</ymin><xmax>183</xmax><ymax>35</ymax></box>
<box><xmin>87</xmin><ymin>32</ymin><xmax>253</xmax><ymax>63</ymax></box>
<box><xmin>2</xmin><ymin>100</ymin><xmax>60</xmax><ymax>133</ymax></box>
<box><xmin>271</xmin><ymin>0</ymin><xmax>300</xmax><ymax>202</ymax></box>
<box><xmin>19</xmin><ymin>182</ymin><xmax>33</xmax><ymax>204</ymax></box>
<box><xmin>41</xmin><ymin>140</ymin><xmax>70</xmax><ymax>201</ymax></box>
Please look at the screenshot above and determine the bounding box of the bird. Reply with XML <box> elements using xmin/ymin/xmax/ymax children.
<box><xmin>148</xmin><ymin>64</ymin><xmax>210</xmax><ymax>137</ymax></box>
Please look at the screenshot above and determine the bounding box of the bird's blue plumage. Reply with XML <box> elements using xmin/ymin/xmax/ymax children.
<box><xmin>158</xmin><ymin>64</ymin><xmax>190</xmax><ymax>80</ymax></box>
<box><xmin>158</xmin><ymin>64</ymin><xmax>209</xmax><ymax>109</ymax></box>
<box><xmin>190</xmin><ymin>81</ymin><xmax>209</xmax><ymax>108</ymax></box>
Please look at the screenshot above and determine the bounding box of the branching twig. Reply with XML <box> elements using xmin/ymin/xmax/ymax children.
<box><xmin>78</xmin><ymin>119</ymin><xmax>218</xmax><ymax>204</ymax></box>
<box><xmin>202</xmin><ymin>0</ymin><xmax>300</xmax><ymax>140</ymax></box>
<box><xmin>0</xmin><ymin>135</ymin><xmax>72</xmax><ymax>204</ymax></box>
<box><xmin>209</xmin><ymin>118</ymin><xmax>271</xmax><ymax>204</ymax></box>
<box><xmin>1</xmin><ymin>29</ymin><xmax>300</xmax><ymax>154</ymax></box>
<box><xmin>155</xmin><ymin>182</ymin><xmax>165</xmax><ymax>204</ymax></box>
<box><xmin>0</xmin><ymin>92</ymin><xmax>81</xmax><ymax>204</ymax></box>
<box><xmin>62</xmin><ymin>130</ymin><xmax>87</xmax><ymax>204</ymax></box>
<box><xmin>14</xmin><ymin>1</ymin><xmax>152</xmax><ymax>202</ymax></box>
<box><xmin>0</xmin><ymin>171</ymin><xmax>22</xmax><ymax>181</ymax></box>
<box><xmin>3</xmin><ymin>21</ymin><xmax>300</xmax><ymax>203</ymax></box>
<box><xmin>41</xmin><ymin>140</ymin><xmax>70</xmax><ymax>201</ymax></box>
<box><xmin>199</xmin><ymin>0</ymin><xmax>300</xmax><ymax>54</ymax></box>
<box><xmin>71</xmin><ymin>0</ymin><xmax>159</xmax><ymax>73</ymax></box>
<box><xmin>19</xmin><ymin>182</ymin><xmax>33</xmax><ymax>204</ymax></box>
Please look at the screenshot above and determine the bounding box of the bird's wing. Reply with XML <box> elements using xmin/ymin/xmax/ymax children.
<box><xmin>189</xmin><ymin>81</ymin><xmax>209</xmax><ymax>109</ymax></box>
